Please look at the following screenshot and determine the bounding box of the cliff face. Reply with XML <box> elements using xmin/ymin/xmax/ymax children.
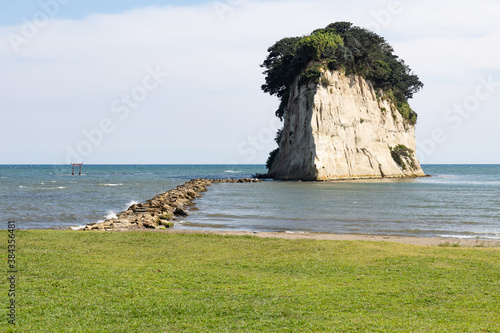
<box><xmin>269</xmin><ymin>69</ymin><xmax>426</xmax><ymax>180</ymax></box>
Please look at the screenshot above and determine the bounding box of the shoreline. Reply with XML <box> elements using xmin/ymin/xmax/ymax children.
<box><xmin>47</xmin><ymin>224</ymin><xmax>500</xmax><ymax>247</ymax></box>
<box><xmin>116</xmin><ymin>228</ymin><xmax>500</xmax><ymax>247</ymax></box>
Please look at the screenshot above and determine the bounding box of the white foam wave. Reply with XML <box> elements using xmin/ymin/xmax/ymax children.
<box><xmin>126</xmin><ymin>200</ymin><xmax>139</xmax><ymax>208</ymax></box>
<box><xmin>439</xmin><ymin>235</ymin><xmax>476</xmax><ymax>239</ymax></box>
<box><xmin>224</xmin><ymin>170</ymin><xmax>240</xmax><ymax>173</ymax></box>
<box><xmin>96</xmin><ymin>211</ymin><xmax>118</xmax><ymax>224</ymax></box>
<box><xmin>100</xmin><ymin>183</ymin><xmax>123</xmax><ymax>187</ymax></box>
<box><xmin>71</xmin><ymin>225</ymin><xmax>86</xmax><ymax>230</ymax></box>
<box><xmin>18</xmin><ymin>185</ymin><xmax>66</xmax><ymax>190</ymax></box>
<box><xmin>105</xmin><ymin>212</ymin><xmax>118</xmax><ymax>220</ymax></box>
<box><xmin>438</xmin><ymin>234</ymin><xmax>500</xmax><ymax>240</ymax></box>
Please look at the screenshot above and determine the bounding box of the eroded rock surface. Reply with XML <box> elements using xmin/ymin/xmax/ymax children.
<box><xmin>269</xmin><ymin>70</ymin><xmax>426</xmax><ymax>180</ymax></box>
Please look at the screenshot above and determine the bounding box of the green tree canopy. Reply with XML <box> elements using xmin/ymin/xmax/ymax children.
<box><xmin>261</xmin><ymin>22</ymin><xmax>423</xmax><ymax>123</ymax></box>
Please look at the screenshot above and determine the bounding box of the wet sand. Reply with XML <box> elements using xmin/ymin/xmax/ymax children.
<box><xmin>155</xmin><ymin>229</ymin><xmax>500</xmax><ymax>247</ymax></box>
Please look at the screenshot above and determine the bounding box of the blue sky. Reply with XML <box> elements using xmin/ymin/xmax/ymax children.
<box><xmin>0</xmin><ymin>0</ymin><xmax>210</xmax><ymax>26</ymax></box>
<box><xmin>1</xmin><ymin>0</ymin><xmax>499</xmax><ymax>164</ymax></box>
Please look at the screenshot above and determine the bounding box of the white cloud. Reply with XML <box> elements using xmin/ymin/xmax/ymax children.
<box><xmin>0</xmin><ymin>0</ymin><xmax>499</xmax><ymax>163</ymax></box>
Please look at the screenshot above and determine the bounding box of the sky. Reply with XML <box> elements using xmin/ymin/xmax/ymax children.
<box><xmin>0</xmin><ymin>0</ymin><xmax>499</xmax><ymax>164</ymax></box>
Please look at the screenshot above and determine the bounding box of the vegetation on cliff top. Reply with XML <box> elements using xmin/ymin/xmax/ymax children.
<box><xmin>261</xmin><ymin>22</ymin><xmax>423</xmax><ymax>170</ymax></box>
<box><xmin>261</xmin><ymin>22</ymin><xmax>422</xmax><ymax>122</ymax></box>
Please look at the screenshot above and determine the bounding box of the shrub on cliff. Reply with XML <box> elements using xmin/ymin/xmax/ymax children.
<box><xmin>390</xmin><ymin>144</ymin><xmax>416</xmax><ymax>170</ymax></box>
<box><xmin>266</xmin><ymin>148</ymin><xmax>280</xmax><ymax>170</ymax></box>
<box><xmin>298</xmin><ymin>64</ymin><xmax>324</xmax><ymax>87</ymax></box>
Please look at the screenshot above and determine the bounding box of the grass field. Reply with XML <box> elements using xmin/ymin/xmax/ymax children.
<box><xmin>1</xmin><ymin>230</ymin><xmax>499</xmax><ymax>332</ymax></box>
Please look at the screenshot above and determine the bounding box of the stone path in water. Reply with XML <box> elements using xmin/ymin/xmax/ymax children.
<box><xmin>82</xmin><ymin>178</ymin><xmax>261</xmax><ymax>231</ymax></box>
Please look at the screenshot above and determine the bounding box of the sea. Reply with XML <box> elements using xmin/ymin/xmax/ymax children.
<box><xmin>1</xmin><ymin>164</ymin><xmax>499</xmax><ymax>240</ymax></box>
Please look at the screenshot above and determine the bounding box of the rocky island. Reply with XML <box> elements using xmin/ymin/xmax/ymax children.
<box><xmin>261</xmin><ymin>22</ymin><xmax>426</xmax><ymax>180</ymax></box>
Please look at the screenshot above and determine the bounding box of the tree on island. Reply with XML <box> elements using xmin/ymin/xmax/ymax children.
<box><xmin>261</xmin><ymin>22</ymin><xmax>423</xmax><ymax>171</ymax></box>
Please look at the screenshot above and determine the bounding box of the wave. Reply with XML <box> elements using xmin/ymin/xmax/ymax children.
<box><xmin>438</xmin><ymin>234</ymin><xmax>500</xmax><ymax>240</ymax></box>
<box><xmin>125</xmin><ymin>200</ymin><xmax>139</xmax><ymax>209</ymax></box>
<box><xmin>19</xmin><ymin>185</ymin><xmax>66</xmax><ymax>190</ymax></box>
<box><xmin>71</xmin><ymin>225</ymin><xmax>86</xmax><ymax>230</ymax></box>
<box><xmin>100</xmin><ymin>183</ymin><xmax>124</xmax><ymax>187</ymax></box>
<box><xmin>105</xmin><ymin>212</ymin><xmax>118</xmax><ymax>220</ymax></box>
<box><xmin>107</xmin><ymin>172</ymin><xmax>153</xmax><ymax>176</ymax></box>
<box><xmin>224</xmin><ymin>170</ymin><xmax>240</xmax><ymax>173</ymax></box>
<box><xmin>97</xmin><ymin>211</ymin><xmax>118</xmax><ymax>223</ymax></box>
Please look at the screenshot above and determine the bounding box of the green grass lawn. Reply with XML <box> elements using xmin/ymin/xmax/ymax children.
<box><xmin>1</xmin><ymin>230</ymin><xmax>499</xmax><ymax>332</ymax></box>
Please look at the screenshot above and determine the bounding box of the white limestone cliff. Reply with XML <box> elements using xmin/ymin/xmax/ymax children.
<box><xmin>268</xmin><ymin>68</ymin><xmax>426</xmax><ymax>180</ymax></box>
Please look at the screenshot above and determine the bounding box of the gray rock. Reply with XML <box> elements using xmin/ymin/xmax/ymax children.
<box><xmin>174</xmin><ymin>207</ymin><xmax>188</xmax><ymax>217</ymax></box>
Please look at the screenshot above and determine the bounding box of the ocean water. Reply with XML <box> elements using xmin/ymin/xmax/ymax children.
<box><xmin>1</xmin><ymin>164</ymin><xmax>499</xmax><ymax>240</ymax></box>
<box><xmin>0</xmin><ymin>165</ymin><xmax>260</xmax><ymax>230</ymax></box>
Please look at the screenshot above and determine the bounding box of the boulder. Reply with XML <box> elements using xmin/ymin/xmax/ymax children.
<box><xmin>174</xmin><ymin>207</ymin><xmax>188</xmax><ymax>217</ymax></box>
<box><xmin>143</xmin><ymin>221</ymin><xmax>157</xmax><ymax>229</ymax></box>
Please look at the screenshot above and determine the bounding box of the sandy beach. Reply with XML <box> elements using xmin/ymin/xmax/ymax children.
<box><xmin>149</xmin><ymin>229</ymin><xmax>500</xmax><ymax>247</ymax></box>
